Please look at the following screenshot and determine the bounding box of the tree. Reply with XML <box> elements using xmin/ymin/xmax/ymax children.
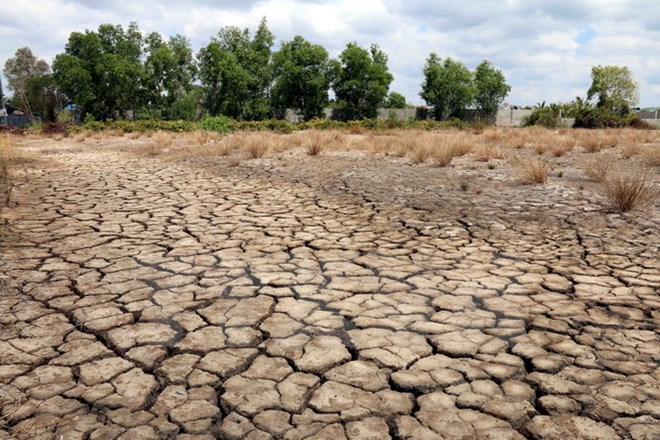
<box><xmin>3</xmin><ymin>47</ymin><xmax>50</xmax><ymax>119</ymax></box>
<box><xmin>587</xmin><ymin>65</ymin><xmax>639</xmax><ymax>114</ymax></box>
<box><xmin>271</xmin><ymin>36</ymin><xmax>331</xmax><ymax>121</ymax></box>
<box><xmin>384</xmin><ymin>92</ymin><xmax>407</xmax><ymax>108</ymax></box>
<box><xmin>473</xmin><ymin>60</ymin><xmax>510</xmax><ymax>119</ymax></box>
<box><xmin>420</xmin><ymin>54</ymin><xmax>473</xmax><ymax>120</ymax></box>
<box><xmin>332</xmin><ymin>43</ymin><xmax>393</xmax><ymax>120</ymax></box>
<box><xmin>198</xmin><ymin>18</ymin><xmax>274</xmax><ymax>120</ymax></box>
<box><xmin>144</xmin><ymin>33</ymin><xmax>197</xmax><ymax>119</ymax></box>
<box><xmin>53</xmin><ymin>23</ymin><xmax>146</xmax><ymax>120</ymax></box>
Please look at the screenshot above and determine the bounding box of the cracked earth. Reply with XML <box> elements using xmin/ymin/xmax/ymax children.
<box><xmin>0</xmin><ymin>136</ymin><xmax>658</xmax><ymax>439</ymax></box>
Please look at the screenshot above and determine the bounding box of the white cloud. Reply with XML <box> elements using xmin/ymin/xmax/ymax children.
<box><xmin>1</xmin><ymin>0</ymin><xmax>658</xmax><ymax>107</ymax></box>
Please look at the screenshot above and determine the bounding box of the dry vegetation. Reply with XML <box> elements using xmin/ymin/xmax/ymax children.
<box><xmin>519</xmin><ymin>157</ymin><xmax>549</xmax><ymax>184</ymax></box>
<box><xmin>21</xmin><ymin>125</ymin><xmax>658</xmax><ymax>214</ymax></box>
<box><xmin>605</xmin><ymin>169</ymin><xmax>659</xmax><ymax>212</ymax></box>
<box><xmin>1</xmin><ymin>135</ymin><xmax>31</xmax><ymax>205</ymax></box>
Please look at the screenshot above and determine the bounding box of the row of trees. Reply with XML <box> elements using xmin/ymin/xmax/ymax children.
<box><xmin>3</xmin><ymin>19</ymin><xmax>511</xmax><ymax>123</ymax></box>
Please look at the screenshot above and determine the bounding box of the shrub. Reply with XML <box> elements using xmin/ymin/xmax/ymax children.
<box><xmin>199</xmin><ymin>115</ymin><xmax>235</xmax><ymax>133</ymax></box>
<box><xmin>605</xmin><ymin>169</ymin><xmax>658</xmax><ymax>212</ymax></box>
<box><xmin>522</xmin><ymin>107</ymin><xmax>561</xmax><ymax>129</ymax></box>
<box><xmin>42</xmin><ymin>122</ymin><xmax>71</xmax><ymax>136</ymax></box>
<box><xmin>574</xmin><ymin>108</ymin><xmax>653</xmax><ymax>129</ymax></box>
<box><xmin>432</xmin><ymin>145</ymin><xmax>457</xmax><ymax>167</ymax></box>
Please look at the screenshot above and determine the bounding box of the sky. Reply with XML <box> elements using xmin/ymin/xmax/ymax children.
<box><xmin>1</xmin><ymin>0</ymin><xmax>659</xmax><ymax>108</ymax></box>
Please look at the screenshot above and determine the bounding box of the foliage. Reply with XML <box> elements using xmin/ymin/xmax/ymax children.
<box><xmin>53</xmin><ymin>22</ymin><xmax>145</xmax><ymax>121</ymax></box>
<box><xmin>573</xmin><ymin>107</ymin><xmax>650</xmax><ymax>129</ymax></box>
<box><xmin>41</xmin><ymin>122</ymin><xmax>71</xmax><ymax>135</ymax></box>
<box><xmin>522</xmin><ymin>104</ymin><xmax>562</xmax><ymax>128</ymax></box>
<box><xmin>332</xmin><ymin>43</ymin><xmax>393</xmax><ymax>120</ymax></box>
<box><xmin>384</xmin><ymin>92</ymin><xmax>408</xmax><ymax>108</ymax></box>
<box><xmin>199</xmin><ymin>115</ymin><xmax>235</xmax><ymax>133</ymax></box>
<box><xmin>587</xmin><ymin>65</ymin><xmax>639</xmax><ymax>114</ymax></box>
<box><xmin>271</xmin><ymin>36</ymin><xmax>332</xmax><ymax>122</ymax></box>
<box><xmin>473</xmin><ymin>60</ymin><xmax>510</xmax><ymax>119</ymax></box>
<box><xmin>3</xmin><ymin>47</ymin><xmax>52</xmax><ymax>120</ymax></box>
<box><xmin>420</xmin><ymin>54</ymin><xmax>474</xmax><ymax>120</ymax></box>
<box><xmin>143</xmin><ymin>33</ymin><xmax>197</xmax><ymax>120</ymax></box>
<box><xmin>198</xmin><ymin>18</ymin><xmax>274</xmax><ymax>120</ymax></box>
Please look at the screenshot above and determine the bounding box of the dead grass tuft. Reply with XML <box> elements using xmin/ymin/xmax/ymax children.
<box><xmin>550</xmin><ymin>136</ymin><xmax>576</xmax><ymax>157</ymax></box>
<box><xmin>519</xmin><ymin>157</ymin><xmax>549</xmax><ymax>184</ymax></box>
<box><xmin>620</xmin><ymin>143</ymin><xmax>641</xmax><ymax>159</ymax></box>
<box><xmin>432</xmin><ymin>145</ymin><xmax>457</xmax><ymax>167</ymax></box>
<box><xmin>1</xmin><ymin>135</ymin><xmax>31</xmax><ymax>205</ymax></box>
<box><xmin>605</xmin><ymin>168</ymin><xmax>658</xmax><ymax>212</ymax></box>
<box><xmin>139</xmin><ymin>131</ymin><xmax>172</xmax><ymax>156</ymax></box>
<box><xmin>474</xmin><ymin>145</ymin><xmax>508</xmax><ymax>162</ymax></box>
<box><xmin>642</xmin><ymin>146</ymin><xmax>660</xmax><ymax>166</ymax></box>
<box><xmin>581</xmin><ymin>138</ymin><xmax>605</xmax><ymax>153</ymax></box>
<box><xmin>582</xmin><ymin>157</ymin><xmax>612</xmax><ymax>182</ymax></box>
<box><xmin>243</xmin><ymin>133</ymin><xmax>270</xmax><ymax>159</ymax></box>
<box><xmin>411</xmin><ymin>144</ymin><xmax>433</xmax><ymax>164</ymax></box>
<box><xmin>303</xmin><ymin>130</ymin><xmax>330</xmax><ymax>156</ymax></box>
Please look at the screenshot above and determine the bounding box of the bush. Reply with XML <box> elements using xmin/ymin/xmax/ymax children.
<box><xmin>574</xmin><ymin>108</ymin><xmax>653</xmax><ymax>129</ymax></box>
<box><xmin>198</xmin><ymin>115</ymin><xmax>235</xmax><ymax>133</ymax></box>
<box><xmin>522</xmin><ymin>107</ymin><xmax>561</xmax><ymax>128</ymax></box>
<box><xmin>42</xmin><ymin>122</ymin><xmax>71</xmax><ymax>136</ymax></box>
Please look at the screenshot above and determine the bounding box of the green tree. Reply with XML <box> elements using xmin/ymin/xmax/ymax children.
<box><xmin>25</xmin><ymin>74</ymin><xmax>63</xmax><ymax>122</ymax></box>
<box><xmin>198</xmin><ymin>18</ymin><xmax>274</xmax><ymax>120</ymax></box>
<box><xmin>420</xmin><ymin>54</ymin><xmax>473</xmax><ymax>120</ymax></box>
<box><xmin>3</xmin><ymin>47</ymin><xmax>50</xmax><ymax>119</ymax></box>
<box><xmin>271</xmin><ymin>36</ymin><xmax>331</xmax><ymax>121</ymax></box>
<box><xmin>144</xmin><ymin>33</ymin><xmax>197</xmax><ymax>119</ymax></box>
<box><xmin>587</xmin><ymin>65</ymin><xmax>639</xmax><ymax>114</ymax></box>
<box><xmin>332</xmin><ymin>43</ymin><xmax>393</xmax><ymax>120</ymax></box>
<box><xmin>384</xmin><ymin>92</ymin><xmax>407</xmax><ymax>108</ymax></box>
<box><xmin>53</xmin><ymin>23</ymin><xmax>146</xmax><ymax>120</ymax></box>
<box><xmin>473</xmin><ymin>60</ymin><xmax>510</xmax><ymax>119</ymax></box>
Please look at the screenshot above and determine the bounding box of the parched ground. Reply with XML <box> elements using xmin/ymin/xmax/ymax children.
<box><xmin>0</xmin><ymin>134</ymin><xmax>658</xmax><ymax>439</ymax></box>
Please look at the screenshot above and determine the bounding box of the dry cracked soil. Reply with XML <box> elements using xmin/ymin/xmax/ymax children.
<box><xmin>0</xmin><ymin>136</ymin><xmax>658</xmax><ymax>440</ymax></box>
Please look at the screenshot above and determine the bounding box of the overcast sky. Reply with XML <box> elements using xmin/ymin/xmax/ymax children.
<box><xmin>2</xmin><ymin>0</ymin><xmax>659</xmax><ymax>107</ymax></box>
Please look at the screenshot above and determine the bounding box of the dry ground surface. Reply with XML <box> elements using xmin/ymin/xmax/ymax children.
<box><xmin>0</xmin><ymin>128</ymin><xmax>659</xmax><ymax>439</ymax></box>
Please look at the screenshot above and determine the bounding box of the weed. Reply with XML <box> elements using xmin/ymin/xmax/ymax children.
<box><xmin>459</xmin><ymin>180</ymin><xmax>469</xmax><ymax>191</ymax></box>
<box><xmin>642</xmin><ymin>146</ymin><xmax>660</xmax><ymax>166</ymax></box>
<box><xmin>487</xmin><ymin>162</ymin><xmax>496</xmax><ymax>170</ymax></box>
<box><xmin>304</xmin><ymin>130</ymin><xmax>329</xmax><ymax>156</ymax></box>
<box><xmin>244</xmin><ymin>133</ymin><xmax>269</xmax><ymax>159</ymax></box>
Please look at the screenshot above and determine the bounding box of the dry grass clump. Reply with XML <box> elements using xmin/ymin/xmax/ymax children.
<box><xmin>474</xmin><ymin>144</ymin><xmax>508</xmax><ymax>162</ymax></box>
<box><xmin>139</xmin><ymin>131</ymin><xmax>172</xmax><ymax>156</ymax></box>
<box><xmin>581</xmin><ymin>137</ymin><xmax>605</xmax><ymax>153</ymax></box>
<box><xmin>642</xmin><ymin>146</ymin><xmax>660</xmax><ymax>166</ymax></box>
<box><xmin>303</xmin><ymin>130</ymin><xmax>330</xmax><ymax>156</ymax></box>
<box><xmin>620</xmin><ymin>143</ymin><xmax>641</xmax><ymax>159</ymax></box>
<box><xmin>193</xmin><ymin>131</ymin><xmax>210</xmax><ymax>145</ymax></box>
<box><xmin>582</xmin><ymin>157</ymin><xmax>612</xmax><ymax>182</ymax></box>
<box><xmin>605</xmin><ymin>169</ymin><xmax>658</xmax><ymax>212</ymax></box>
<box><xmin>445</xmin><ymin>133</ymin><xmax>472</xmax><ymax>156</ymax></box>
<box><xmin>550</xmin><ymin>136</ymin><xmax>576</xmax><ymax>157</ymax></box>
<box><xmin>1</xmin><ymin>135</ymin><xmax>30</xmax><ymax>205</ymax></box>
<box><xmin>411</xmin><ymin>144</ymin><xmax>433</xmax><ymax>164</ymax></box>
<box><xmin>127</xmin><ymin>132</ymin><xmax>142</xmax><ymax>140</ymax></box>
<box><xmin>519</xmin><ymin>157</ymin><xmax>549</xmax><ymax>184</ymax></box>
<box><xmin>243</xmin><ymin>133</ymin><xmax>270</xmax><ymax>159</ymax></box>
<box><xmin>432</xmin><ymin>145</ymin><xmax>458</xmax><ymax>167</ymax></box>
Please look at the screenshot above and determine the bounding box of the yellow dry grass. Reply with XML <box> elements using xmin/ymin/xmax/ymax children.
<box><xmin>518</xmin><ymin>157</ymin><xmax>549</xmax><ymax>184</ymax></box>
<box><xmin>582</xmin><ymin>157</ymin><xmax>613</xmax><ymax>182</ymax></box>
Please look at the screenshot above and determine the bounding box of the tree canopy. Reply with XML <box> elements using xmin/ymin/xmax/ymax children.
<box><xmin>473</xmin><ymin>60</ymin><xmax>511</xmax><ymax>119</ymax></box>
<box><xmin>3</xmin><ymin>47</ymin><xmax>50</xmax><ymax>119</ymax></box>
<box><xmin>420</xmin><ymin>54</ymin><xmax>474</xmax><ymax>120</ymax></box>
<box><xmin>271</xmin><ymin>36</ymin><xmax>331</xmax><ymax>121</ymax></box>
<box><xmin>332</xmin><ymin>43</ymin><xmax>393</xmax><ymax>120</ymax></box>
<box><xmin>587</xmin><ymin>65</ymin><xmax>639</xmax><ymax>114</ymax></box>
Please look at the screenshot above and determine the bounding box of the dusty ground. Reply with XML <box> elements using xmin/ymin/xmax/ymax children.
<box><xmin>0</xmin><ymin>131</ymin><xmax>658</xmax><ymax>439</ymax></box>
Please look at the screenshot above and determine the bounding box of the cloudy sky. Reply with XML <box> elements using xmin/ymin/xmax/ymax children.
<box><xmin>2</xmin><ymin>0</ymin><xmax>659</xmax><ymax>107</ymax></box>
